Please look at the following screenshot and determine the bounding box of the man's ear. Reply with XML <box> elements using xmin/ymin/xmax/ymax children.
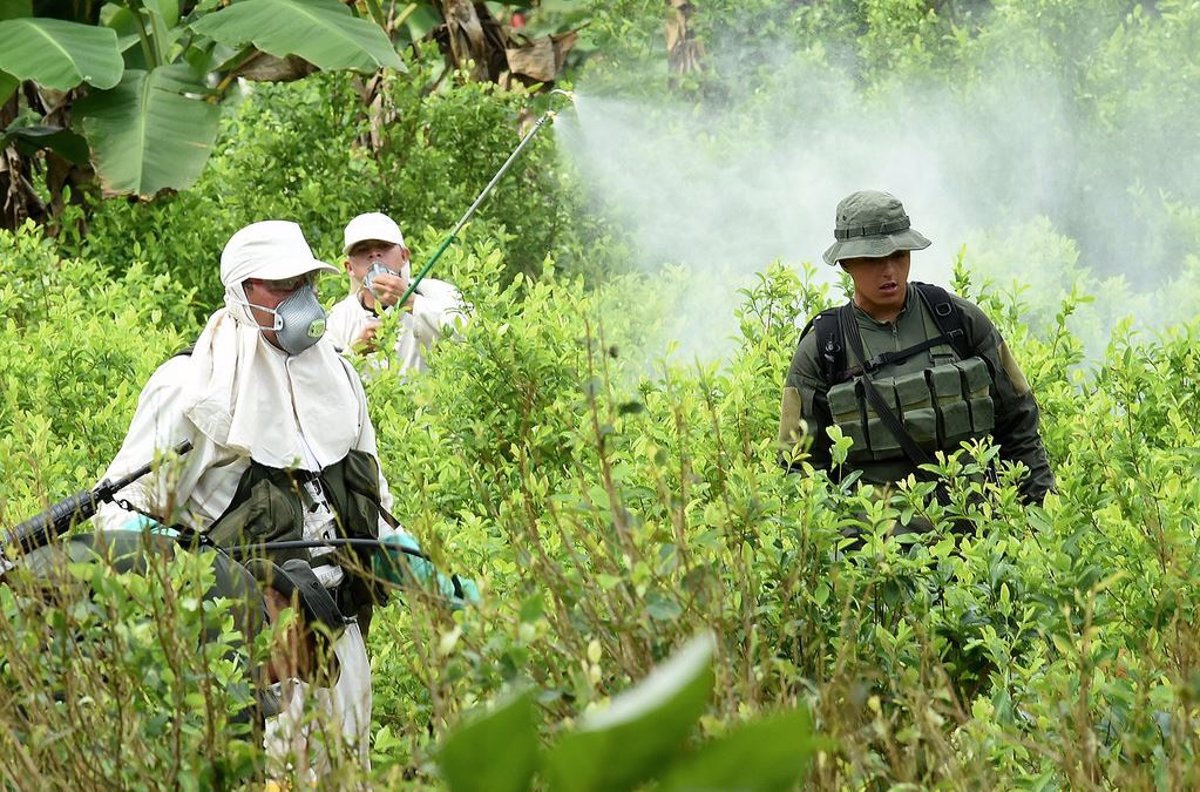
<box><xmin>343</xmin><ymin>258</ymin><xmax>353</xmax><ymax>275</ymax></box>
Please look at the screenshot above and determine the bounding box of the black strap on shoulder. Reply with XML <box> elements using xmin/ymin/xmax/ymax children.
<box><xmin>839</xmin><ymin>303</ymin><xmax>936</xmax><ymax>476</ymax></box>
<box><xmin>172</xmin><ymin>344</ymin><xmax>195</xmax><ymax>359</ymax></box>
<box><xmin>800</xmin><ymin>308</ymin><xmax>846</xmax><ymax>384</ymax></box>
<box><xmin>912</xmin><ymin>282</ymin><xmax>969</xmax><ymax>359</ymax></box>
<box><xmin>841</xmin><ymin>283</ymin><xmax>970</xmax><ymax>378</ymax></box>
<box><xmin>803</xmin><ymin>283</ymin><xmax>969</xmax><ymax>382</ymax></box>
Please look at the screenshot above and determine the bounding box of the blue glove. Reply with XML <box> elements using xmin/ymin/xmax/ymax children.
<box><xmin>119</xmin><ymin>515</ymin><xmax>176</xmax><ymax>536</ymax></box>
<box><xmin>375</xmin><ymin>532</ymin><xmax>479</xmax><ymax>609</ymax></box>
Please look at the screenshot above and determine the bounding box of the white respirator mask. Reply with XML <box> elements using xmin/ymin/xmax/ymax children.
<box><xmin>241</xmin><ymin>285</ymin><xmax>327</xmax><ymax>355</ymax></box>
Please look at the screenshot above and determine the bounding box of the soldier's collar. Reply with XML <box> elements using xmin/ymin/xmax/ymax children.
<box><xmin>851</xmin><ymin>285</ymin><xmax>914</xmax><ymax>326</ymax></box>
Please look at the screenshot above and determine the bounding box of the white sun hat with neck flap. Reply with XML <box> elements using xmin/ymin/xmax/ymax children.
<box><xmin>220</xmin><ymin>220</ymin><xmax>338</xmax><ymax>285</ymax></box>
<box><xmin>343</xmin><ymin>212</ymin><xmax>406</xmax><ymax>254</ymax></box>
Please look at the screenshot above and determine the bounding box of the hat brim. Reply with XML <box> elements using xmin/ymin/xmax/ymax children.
<box><xmin>342</xmin><ymin>237</ymin><xmax>405</xmax><ymax>255</ymax></box>
<box><xmin>823</xmin><ymin>228</ymin><xmax>931</xmax><ymax>265</ymax></box>
<box><xmin>260</xmin><ymin>258</ymin><xmax>340</xmax><ymax>279</ymax></box>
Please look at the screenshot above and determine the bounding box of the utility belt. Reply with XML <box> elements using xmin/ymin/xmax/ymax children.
<box><xmin>827</xmin><ymin>357</ymin><xmax>995</xmax><ymax>464</ymax></box>
<box><xmin>203</xmin><ymin>451</ymin><xmax>385</xmax><ymax>617</ymax></box>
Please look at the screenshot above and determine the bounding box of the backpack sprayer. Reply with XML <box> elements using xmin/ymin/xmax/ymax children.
<box><xmin>395</xmin><ymin>88</ymin><xmax>577</xmax><ymax>306</ymax></box>
<box><xmin>4</xmin><ymin>442</ymin><xmax>465</xmax><ymax>602</ymax></box>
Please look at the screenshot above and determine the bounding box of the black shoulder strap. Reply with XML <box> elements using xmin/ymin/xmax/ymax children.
<box><xmin>803</xmin><ymin>285</ymin><xmax>968</xmax><ymax>382</ymax></box>
<box><xmin>841</xmin><ymin>284</ymin><xmax>972</xmax><ymax>378</ymax></box>
<box><xmin>799</xmin><ymin>308</ymin><xmax>846</xmax><ymax>384</ymax></box>
<box><xmin>912</xmin><ymin>282</ymin><xmax>969</xmax><ymax>359</ymax></box>
<box><xmin>171</xmin><ymin>344</ymin><xmax>195</xmax><ymax>359</ymax></box>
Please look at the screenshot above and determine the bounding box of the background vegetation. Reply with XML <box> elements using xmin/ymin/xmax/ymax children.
<box><xmin>3</xmin><ymin>1</ymin><xmax>1200</xmax><ymax>790</ymax></box>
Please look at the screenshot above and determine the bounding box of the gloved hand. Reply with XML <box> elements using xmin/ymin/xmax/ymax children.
<box><xmin>120</xmin><ymin>515</ymin><xmax>175</xmax><ymax>536</ymax></box>
<box><xmin>374</xmin><ymin>533</ymin><xmax>479</xmax><ymax>610</ymax></box>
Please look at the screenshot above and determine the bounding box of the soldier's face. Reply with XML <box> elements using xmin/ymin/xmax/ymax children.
<box><xmin>841</xmin><ymin>250</ymin><xmax>911</xmax><ymax>320</ymax></box>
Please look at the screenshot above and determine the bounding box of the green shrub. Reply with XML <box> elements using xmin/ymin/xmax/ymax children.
<box><xmin>60</xmin><ymin>46</ymin><xmax>593</xmax><ymax>315</ymax></box>
<box><xmin>0</xmin><ymin>222</ymin><xmax>195</xmax><ymax>525</ymax></box>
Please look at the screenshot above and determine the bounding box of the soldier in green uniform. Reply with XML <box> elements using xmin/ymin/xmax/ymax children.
<box><xmin>778</xmin><ymin>190</ymin><xmax>1054</xmax><ymax>506</ymax></box>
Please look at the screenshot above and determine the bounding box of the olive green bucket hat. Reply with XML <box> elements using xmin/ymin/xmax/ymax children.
<box><xmin>822</xmin><ymin>190</ymin><xmax>931</xmax><ymax>265</ymax></box>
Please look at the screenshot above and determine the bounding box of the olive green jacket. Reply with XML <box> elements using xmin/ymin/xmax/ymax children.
<box><xmin>778</xmin><ymin>286</ymin><xmax>1055</xmax><ymax>504</ymax></box>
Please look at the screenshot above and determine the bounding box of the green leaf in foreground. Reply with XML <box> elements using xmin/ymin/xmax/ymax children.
<box><xmin>76</xmin><ymin>66</ymin><xmax>222</xmax><ymax>197</ymax></box>
<box><xmin>0</xmin><ymin>18</ymin><xmax>122</xmax><ymax>91</ymax></box>
<box><xmin>658</xmin><ymin>706</ymin><xmax>826</xmax><ymax>792</ymax></box>
<box><xmin>0</xmin><ymin>72</ymin><xmax>17</xmax><ymax>106</ymax></box>
<box><xmin>545</xmin><ymin>632</ymin><xmax>715</xmax><ymax>792</ymax></box>
<box><xmin>190</xmin><ymin>0</ymin><xmax>404</xmax><ymax>73</ymax></box>
<box><xmin>439</xmin><ymin>690</ymin><xmax>538</xmax><ymax>792</ymax></box>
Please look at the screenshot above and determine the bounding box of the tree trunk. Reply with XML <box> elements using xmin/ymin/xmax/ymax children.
<box><xmin>0</xmin><ymin>89</ymin><xmax>48</xmax><ymax>231</ymax></box>
<box><xmin>665</xmin><ymin>0</ymin><xmax>705</xmax><ymax>88</ymax></box>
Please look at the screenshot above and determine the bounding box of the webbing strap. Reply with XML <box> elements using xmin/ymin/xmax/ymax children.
<box><xmin>843</xmin><ymin>333</ymin><xmax>953</xmax><ymax>378</ymax></box>
<box><xmin>839</xmin><ymin>303</ymin><xmax>936</xmax><ymax>477</ymax></box>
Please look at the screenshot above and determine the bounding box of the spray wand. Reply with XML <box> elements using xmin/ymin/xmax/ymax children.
<box><xmin>395</xmin><ymin>88</ymin><xmax>576</xmax><ymax>307</ymax></box>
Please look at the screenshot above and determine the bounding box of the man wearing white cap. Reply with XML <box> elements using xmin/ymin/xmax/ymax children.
<box><xmin>93</xmin><ymin>220</ymin><xmax>414</xmax><ymax>776</ymax></box>
<box><xmin>327</xmin><ymin>211</ymin><xmax>467</xmax><ymax>374</ymax></box>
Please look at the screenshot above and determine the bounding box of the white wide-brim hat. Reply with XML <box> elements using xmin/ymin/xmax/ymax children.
<box><xmin>220</xmin><ymin>220</ymin><xmax>338</xmax><ymax>286</ymax></box>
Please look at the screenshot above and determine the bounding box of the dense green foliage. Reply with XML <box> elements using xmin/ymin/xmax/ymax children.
<box><xmin>0</xmin><ymin>0</ymin><xmax>402</xmax><ymax>201</ymax></box>
<box><xmin>60</xmin><ymin>48</ymin><xmax>581</xmax><ymax>313</ymax></box>
<box><xmin>3</xmin><ymin>1</ymin><xmax>1200</xmax><ymax>790</ymax></box>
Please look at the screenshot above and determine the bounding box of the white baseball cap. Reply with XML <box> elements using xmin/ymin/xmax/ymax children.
<box><xmin>343</xmin><ymin>212</ymin><xmax>406</xmax><ymax>254</ymax></box>
<box><xmin>220</xmin><ymin>221</ymin><xmax>338</xmax><ymax>286</ymax></box>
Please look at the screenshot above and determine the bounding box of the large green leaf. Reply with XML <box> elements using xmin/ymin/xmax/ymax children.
<box><xmin>0</xmin><ymin>18</ymin><xmax>122</xmax><ymax>90</ymax></box>
<box><xmin>144</xmin><ymin>0</ymin><xmax>181</xmax><ymax>28</ymax></box>
<box><xmin>396</xmin><ymin>3</ymin><xmax>441</xmax><ymax>47</ymax></box>
<box><xmin>439</xmin><ymin>690</ymin><xmax>539</xmax><ymax>792</ymax></box>
<box><xmin>0</xmin><ymin>71</ymin><xmax>16</xmax><ymax>105</ymax></box>
<box><xmin>658</xmin><ymin>706</ymin><xmax>825</xmax><ymax>792</ymax></box>
<box><xmin>190</xmin><ymin>0</ymin><xmax>404</xmax><ymax>73</ymax></box>
<box><xmin>2</xmin><ymin>124</ymin><xmax>90</xmax><ymax>164</ymax></box>
<box><xmin>75</xmin><ymin>66</ymin><xmax>222</xmax><ymax>196</ymax></box>
<box><xmin>0</xmin><ymin>1</ymin><xmax>31</xmax><ymax>21</ymax></box>
<box><xmin>545</xmin><ymin>633</ymin><xmax>715</xmax><ymax>792</ymax></box>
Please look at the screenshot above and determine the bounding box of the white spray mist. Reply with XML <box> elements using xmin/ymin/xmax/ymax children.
<box><xmin>554</xmin><ymin>48</ymin><xmax>1199</xmax><ymax>363</ymax></box>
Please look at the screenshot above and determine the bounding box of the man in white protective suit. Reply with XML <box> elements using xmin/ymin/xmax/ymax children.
<box><xmin>326</xmin><ymin>211</ymin><xmax>467</xmax><ymax>373</ymax></box>
<box><xmin>93</xmin><ymin>220</ymin><xmax>421</xmax><ymax>778</ymax></box>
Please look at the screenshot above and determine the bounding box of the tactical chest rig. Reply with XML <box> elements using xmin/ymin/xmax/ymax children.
<box><xmin>805</xmin><ymin>282</ymin><xmax>996</xmax><ymax>473</ymax></box>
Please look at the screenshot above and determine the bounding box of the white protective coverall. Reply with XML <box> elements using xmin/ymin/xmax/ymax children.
<box><xmin>94</xmin><ymin>220</ymin><xmax>406</xmax><ymax>776</ymax></box>
<box><xmin>325</xmin><ymin>271</ymin><xmax>467</xmax><ymax>375</ymax></box>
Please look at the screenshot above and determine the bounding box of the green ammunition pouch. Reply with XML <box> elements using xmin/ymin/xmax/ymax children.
<box><xmin>206</xmin><ymin>449</ymin><xmax>384</xmax><ymax>616</ymax></box>
<box><xmin>827</xmin><ymin>357</ymin><xmax>996</xmax><ymax>463</ymax></box>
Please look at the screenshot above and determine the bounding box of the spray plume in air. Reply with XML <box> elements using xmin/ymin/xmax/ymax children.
<box><xmin>554</xmin><ymin>50</ymin><xmax>1200</xmax><ymax>362</ymax></box>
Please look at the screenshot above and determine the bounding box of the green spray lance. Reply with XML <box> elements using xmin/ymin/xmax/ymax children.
<box><xmin>394</xmin><ymin>88</ymin><xmax>576</xmax><ymax>307</ymax></box>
